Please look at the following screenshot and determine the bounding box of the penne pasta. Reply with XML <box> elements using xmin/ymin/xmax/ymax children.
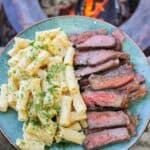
<box><xmin>26</xmin><ymin>50</ymin><xmax>49</xmax><ymax>76</ymax></box>
<box><xmin>68</xmin><ymin>122</ymin><xmax>82</xmax><ymax>131</ymax></box>
<box><xmin>1</xmin><ymin>28</ymin><xmax>88</xmax><ymax>148</ymax></box>
<box><xmin>65</xmin><ymin>66</ymin><xmax>79</xmax><ymax>94</ymax></box>
<box><xmin>8</xmin><ymin>48</ymin><xmax>27</xmax><ymax>67</ymax></box>
<box><xmin>16</xmin><ymin>138</ymin><xmax>45</xmax><ymax>150</ymax></box>
<box><xmin>72</xmin><ymin>91</ymin><xmax>87</xmax><ymax>113</ymax></box>
<box><xmin>36</xmin><ymin>28</ymin><xmax>61</xmax><ymax>41</ymax></box>
<box><xmin>26</xmin><ymin>122</ymin><xmax>56</xmax><ymax>145</ymax></box>
<box><xmin>70</xmin><ymin>111</ymin><xmax>87</xmax><ymax>124</ymax></box>
<box><xmin>8</xmin><ymin>37</ymin><xmax>31</xmax><ymax>57</ymax></box>
<box><xmin>59</xmin><ymin>96</ymin><xmax>72</xmax><ymax>127</ymax></box>
<box><xmin>64</xmin><ymin>47</ymin><xmax>75</xmax><ymax>66</ymax></box>
<box><xmin>17</xmin><ymin>80</ymin><xmax>30</xmax><ymax>111</ymax></box>
<box><xmin>80</xmin><ymin>119</ymin><xmax>88</xmax><ymax>128</ymax></box>
<box><xmin>59</xmin><ymin>127</ymin><xmax>85</xmax><ymax>144</ymax></box>
<box><xmin>0</xmin><ymin>84</ymin><xmax>8</xmax><ymax>112</ymax></box>
<box><xmin>18</xmin><ymin>109</ymin><xmax>28</xmax><ymax>121</ymax></box>
<box><xmin>17</xmin><ymin>47</ymin><xmax>40</xmax><ymax>69</ymax></box>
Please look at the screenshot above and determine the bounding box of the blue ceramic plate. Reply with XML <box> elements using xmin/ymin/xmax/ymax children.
<box><xmin>0</xmin><ymin>16</ymin><xmax>150</xmax><ymax>150</ymax></box>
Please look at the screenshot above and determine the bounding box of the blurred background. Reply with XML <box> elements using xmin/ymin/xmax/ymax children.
<box><xmin>0</xmin><ymin>0</ymin><xmax>150</xmax><ymax>150</ymax></box>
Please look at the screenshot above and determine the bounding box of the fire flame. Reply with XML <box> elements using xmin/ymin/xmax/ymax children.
<box><xmin>84</xmin><ymin>0</ymin><xmax>108</xmax><ymax>18</ymax></box>
<box><xmin>69</xmin><ymin>0</ymin><xmax>108</xmax><ymax>18</ymax></box>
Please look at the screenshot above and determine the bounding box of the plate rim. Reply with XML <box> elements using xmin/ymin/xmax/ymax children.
<box><xmin>0</xmin><ymin>15</ymin><xmax>150</xmax><ymax>150</ymax></box>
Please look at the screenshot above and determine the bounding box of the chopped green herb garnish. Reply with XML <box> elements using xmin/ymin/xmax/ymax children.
<box><xmin>29</xmin><ymin>41</ymin><xmax>35</xmax><ymax>46</ymax></box>
<box><xmin>54</xmin><ymin>103</ymin><xmax>61</xmax><ymax>114</ymax></box>
<box><xmin>48</xmin><ymin>85</ymin><xmax>58</xmax><ymax>94</ymax></box>
<box><xmin>34</xmin><ymin>104</ymin><xmax>41</xmax><ymax>112</ymax></box>
<box><xmin>31</xmin><ymin>119</ymin><xmax>41</xmax><ymax>126</ymax></box>
<box><xmin>39</xmin><ymin>91</ymin><xmax>46</xmax><ymax>97</ymax></box>
<box><xmin>47</xmin><ymin>63</ymin><xmax>65</xmax><ymax>82</ymax></box>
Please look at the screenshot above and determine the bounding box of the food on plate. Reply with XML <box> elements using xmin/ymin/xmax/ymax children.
<box><xmin>76</xmin><ymin>35</ymin><xmax>116</xmax><ymax>49</ymax></box>
<box><xmin>84</xmin><ymin>128</ymin><xmax>130</xmax><ymax>150</ymax></box>
<box><xmin>88</xmin><ymin>64</ymin><xmax>135</xmax><ymax>90</ymax></box>
<box><xmin>74</xmin><ymin>49</ymin><xmax>129</xmax><ymax>66</ymax></box>
<box><xmin>70</xmin><ymin>28</ymin><xmax>147</xmax><ymax>149</ymax></box>
<box><xmin>0</xmin><ymin>28</ymin><xmax>87</xmax><ymax>150</ymax></box>
<box><xmin>69</xmin><ymin>29</ymin><xmax>107</xmax><ymax>45</ymax></box>
<box><xmin>82</xmin><ymin>89</ymin><xmax>129</xmax><ymax>109</ymax></box>
<box><xmin>0</xmin><ymin>27</ymin><xmax>147</xmax><ymax>150</ymax></box>
<box><xmin>76</xmin><ymin>59</ymin><xmax>120</xmax><ymax>77</ymax></box>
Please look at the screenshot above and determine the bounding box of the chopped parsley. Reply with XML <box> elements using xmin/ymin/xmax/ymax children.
<box><xmin>47</xmin><ymin>63</ymin><xmax>65</xmax><ymax>82</ymax></box>
<box><xmin>29</xmin><ymin>41</ymin><xmax>41</xmax><ymax>49</ymax></box>
<box><xmin>54</xmin><ymin>103</ymin><xmax>61</xmax><ymax>114</ymax></box>
<box><xmin>34</xmin><ymin>104</ymin><xmax>41</xmax><ymax>112</ymax></box>
<box><xmin>48</xmin><ymin>85</ymin><xmax>58</xmax><ymax>94</ymax></box>
<box><xmin>38</xmin><ymin>91</ymin><xmax>46</xmax><ymax>98</ymax></box>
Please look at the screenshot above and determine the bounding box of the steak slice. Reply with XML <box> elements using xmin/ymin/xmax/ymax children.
<box><xmin>76</xmin><ymin>35</ymin><xmax>116</xmax><ymax>49</ymax></box>
<box><xmin>76</xmin><ymin>59</ymin><xmax>120</xmax><ymax>77</ymax></box>
<box><xmin>74</xmin><ymin>50</ymin><xmax>89</xmax><ymax>65</ymax></box>
<box><xmin>87</xmin><ymin>111</ymin><xmax>130</xmax><ymax>129</ymax></box>
<box><xmin>89</xmin><ymin>64</ymin><xmax>135</xmax><ymax>90</ymax></box>
<box><xmin>84</xmin><ymin>128</ymin><xmax>130</xmax><ymax>150</ymax></box>
<box><xmin>69</xmin><ymin>29</ymin><xmax>107</xmax><ymax>45</ymax></box>
<box><xmin>129</xmin><ymin>84</ymin><xmax>147</xmax><ymax>101</ymax></box>
<box><xmin>88</xmin><ymin>50</ymin><xmax>129</xmax><ymax>66</ymax></box>
<box><xmin>135</xmin><ymin>73</ymin><xmax>145</xmax><ymax>84</ymax></box>
<box><xmin>126</xmin><ymin>111</ymin><xmax>138</xmax><ymax>136</ymax></box>
<box><xmin>89</xmin><ymin>73</ymin><xmax>134</xmax><ymax>90</ymax></box>
<box><xmin>119</xmin><ymin>80</ymin><xmax>140</xmax><ymax>93</ymax></box>
<box><xmin>82</xmin><ymin>89</ymin><xmax>128</xmax><ymax>109</ymax></box>
<box><xmin>118</xmin><ymin>73</ymin><xmax>145</xmax><ymax>93</ymax></box>
<box><xmin>74</xmin><ymin>50</ymin><xmax>129</xmax><ymax>66</ymax></box>
<box><xmin>79</xmin><ymin>78</ymin><xmax>89</xmax><ymax>87</ymax></box>
<box><xmin>112</xmin><ymin>29</ymin><xmax>126</xmax><ymax>51</ymax></box>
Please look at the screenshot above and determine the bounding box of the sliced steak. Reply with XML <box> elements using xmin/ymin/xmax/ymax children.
<box><xmin>76</xmin><ymin>35</ymin><xmax>116</xmax><ymax>50</ymax></box>
<box><xmin>129</xmin><ymin>84</ymin><xmax>147</xmax><ymax>101</ymax></box>
<box><xmin>88</xmin><ymin>50</ymin><xmax>129</xmax><ymax>66</ymax></box>
<box><xmin>135</xmin><ymin>73</ymin><xmax>145</xmax><ymax>84</ymax></box>
<box><xmin>89</xmin><ymin>72</ymin><xmax>134</xmax><ymax>90</ymax></box>
<box><xmin>119</xmin><ymin>80</ymin><xmax>140</xmax><ymax>93</ymax></box>
<box><xmin>89</xmin><ymin>64</ymin><xmax>135</xmax><ymax>90</ymax></box>
<box><xmin>74</xmin><ymin>50</ymin><xmax>89</xmax><ymax>65</ymax></box>
<box><xmin>84</xmin><ymin>128</ymin><xmax>130</xmax><ymax>150</ymax></box>
<box><xmin>101</xmin><ymin>63</ymin><xmax>134</xmax><ymax>76</ymax></box>
<box><xmin>82</xmin><ymin>89</ymin><xmax>128</xmax><ymax>109</ymax></box>
<box><xmin>112</xmin><ymin>29</ymin><xmax>126</xmax><ymax>51</ymax></box>
<box><xmin>118</xmin><ymin>73</ymin><xmax>145</xmax><ymax>93</ymax></box>
<box><xmin>87</xmin><ymin>111</ymin><xmax>130</xmax><ymax>129</ymax></box>
<box><xmin>79</xmin><ymin>78</ymin><xmax>89</xmax><ymax>87</ymax></box>
<box><xmin>76</xmin><ymin>59</ymin><xmax>120</xmax><ymax>77</ymax></box>
<box><xmin>74</xmin><ymin>50</ymin><xmax>129</xmax><ymax>66</ymax></box>
<box><xmin>69</xmin><ymin>29</ymin><xmax>107</xmax><ymax>45</ymax></box>
<box><xmin>126</xmin><ymin>111</ymin><xmax>138</xmax><ymax>136</ymax></box>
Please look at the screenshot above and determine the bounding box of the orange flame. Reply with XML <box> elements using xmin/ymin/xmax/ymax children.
<box><xmin>69</xmin><ymin>0</ymin><xmax>108</xmax><ymax>17</ymax></box>
<box><xmin>84</xmin><ymin>0</ymin><xmax>108</xmax><ymax>18</ymax></box>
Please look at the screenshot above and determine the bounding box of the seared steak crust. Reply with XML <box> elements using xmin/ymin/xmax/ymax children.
<box><xmin>74</xmin><ymin>50</ymin><xmax>129</xmax><ymax>66</ymax></box>
<box><xmin>84</xmin><ymin>128</ymin><xmax>130</xmax><ymax>150</ymax></box>
<box><xmin>76</xmin><ymin>35</ymin><xmax>116</xmax><ymax>49</ymax></box>
<box><xmin>87</xmin><ymin>111</ymin><xmax>130</xmax><ymax>129</ymax></box>
<box><xmin>82</xmin><ymin>89</ymin><xmax>128</xmax><ymax>109</ymax></box>
<box><xmin>69</xmin><ymin>29</ymin><xmax>107</xmax><ymax>45</ymax></box>
<box><xmin>76</xmin><ymin>59</ymin><xmax>120</xmax><ymax>77</ymax></box>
